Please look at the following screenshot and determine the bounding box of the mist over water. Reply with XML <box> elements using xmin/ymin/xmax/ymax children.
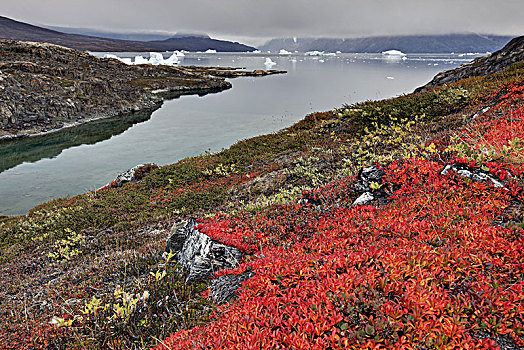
<box><xmin>0</xmin><ymin>52</ymin><xmax>474</xmax><ymax>215</ymax></box>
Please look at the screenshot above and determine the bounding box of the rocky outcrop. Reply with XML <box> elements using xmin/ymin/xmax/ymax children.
<box><xmin>108</xmin><ymin>164</ymin><xmax>158</xmax><ymax>188</ymax></box>
<box><xmin>0</xmin><ymin>40</ymin><xmax>285</xmax><ymax>140</ymax></box>
<box><xmin>416</xmin><ymin>36</ymin><xmax>524</xmax><ymax>92</ymax></box>
<box><xmin>441</xmin><ymin>163</ymin><xmax>509</xmax><ymax>189</ymax></box>
<box><xmin>166</xmin><ymin>219</ymin><xmax>243</xmax><ymax>283</ymax></box>
<box><xmin>353</xmin><ymin>166</ymin><xmax>388</xmax><ymax>206</ymax></box>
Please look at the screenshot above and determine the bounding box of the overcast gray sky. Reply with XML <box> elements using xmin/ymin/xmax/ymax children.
<box><xmin>1</xmin><ymin>0</ymin><xmax>523</xmax><ymax>46</ymax></box>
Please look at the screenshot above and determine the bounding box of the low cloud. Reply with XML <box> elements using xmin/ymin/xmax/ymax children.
<box><xmin>3</xmin><ymin>0</ymin><xmax>523</xmax><ymax>45</ymax></box>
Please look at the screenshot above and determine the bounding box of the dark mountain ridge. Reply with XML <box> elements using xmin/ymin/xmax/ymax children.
<box><xmin>261</xmin><ymin>34</ymin><xmax>514</xmax><ymax>53</ymax></box>
<box><xmin>0</xmin><ymin>16</ymin><xmax>254</xmax><ymax>52</ymax></box>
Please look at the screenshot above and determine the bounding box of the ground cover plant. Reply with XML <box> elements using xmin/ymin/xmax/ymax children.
<box><xmin>0</xmin><ymin>61</ymin><xmax>523</xmax><ymax>349</ymax></box>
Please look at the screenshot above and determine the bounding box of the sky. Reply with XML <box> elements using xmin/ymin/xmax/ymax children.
<box><xmin>1</xmin><ymin>0</ymin><xmax>523</xmax><ymax>46</ymax></box>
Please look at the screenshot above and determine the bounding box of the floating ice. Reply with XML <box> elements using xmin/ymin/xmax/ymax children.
<box><xmin>264</xmin><ymin>57</ymin><xmax>276</xmax><ymax>68</ymax></box>
<box><xmin>386</xmin><ymin>76</ymin><xmax>395</xmax><ymax>80</ymax></box>
<box><xmin>131</xmin><ymin>52</ymin><xmax>180</xmax><ymax>66</ymax></box>
<box><xmin>319</xmin><ymin>59</ymin><xmax>325</xmax><ymax>63</ymax></box>
<box><xmin>279</xmin><ymin>49</ymin><xmax>292</xmax><ymax>55</ymax></box>
<box><xmin>149</xmin><ymin>52</ymin><xmax>165</xmax><ymax>65</ymax></box>
<box><xmin>336</xmin><ymin>51</ymin><xmax>342</xmax><ymax>54</ymax></box>
<box><xmin>253</xmin><ymin>50</ymin><xmax>261</xmax><ymax>53</ymax></box>
<box><xmin>381</xmin><ymin>50</ymin><xmax>406</xmax><ymax>56</ymax></box>
<box><xmin>305</xmin><ymin>51</ymin><xmax>336</xmax><ymax>56</ymax></box>
<box><xmin>205</xmin><ymin>49</ymin><xmax>217</xmax><ymax>54</ymax></box>
<box><xmin>305</xmin><ymin>51</ymin><xmax>324</xmax><ymax>56</ymax></box>
<box><xmin>134</xmin><ymin>55</ymin><xmax>149</xmax><ymax>64</ymax></box>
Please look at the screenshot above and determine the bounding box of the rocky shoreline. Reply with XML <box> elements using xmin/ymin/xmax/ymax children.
<box><xmin>0</xmin><ymin>40</ymin><xmax>285</xmax><ymax>141</ymax></box>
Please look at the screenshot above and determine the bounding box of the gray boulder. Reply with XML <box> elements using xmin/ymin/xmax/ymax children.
<box><xmin>166</xmin><ymin>219</ymin><xmax>243</xmax><ymax>283</ymax></box>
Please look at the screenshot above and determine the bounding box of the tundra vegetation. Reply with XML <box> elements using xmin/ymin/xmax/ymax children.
<box><xmin>1</xmin><ymin>61</ymin><xmax>523</xmax><ymax>349</ymax></box>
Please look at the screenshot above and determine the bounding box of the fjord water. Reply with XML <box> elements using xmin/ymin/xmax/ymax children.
<box><xmin>0</xmin><ymin>52</ymin><xmax>473</xmax><ymax>215</ymax></box>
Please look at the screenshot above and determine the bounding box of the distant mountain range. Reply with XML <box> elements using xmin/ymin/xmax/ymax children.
<box><xmin>0</xmin><ymin>16</ymin><xmax>255</xmax><ymax>52</ymax></box>
<box><xmin>260</xmin><ymin>34</ymin><xmax>514</xmax><ymax>53</ymax></box>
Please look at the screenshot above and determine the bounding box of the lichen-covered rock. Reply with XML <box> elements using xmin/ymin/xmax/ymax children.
<box><xmin>166</xmin><ymin>219</ymin><xmax>243</xmax><ymax>283</ymax></box>
<box><xmin>353</xmin><ymin>166</ymin><xmax>388</xmax><ymax>206</ymax></box>
<box><xmin>209</xmin><ymin>271</ymin><xmax>254</xmax><ymax>304</ymax></box>
<box><xmin>441</xmin><ymin>163</ymin><xmax>508</xmax><ymax>189</ymax></box>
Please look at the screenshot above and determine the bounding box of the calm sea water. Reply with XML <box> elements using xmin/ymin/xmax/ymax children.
<box><xmin>0</xmin><ymin>52</ymin><xmax>476</xmax><ymax>215</ymax></box>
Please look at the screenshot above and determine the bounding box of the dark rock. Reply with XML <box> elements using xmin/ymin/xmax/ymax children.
<box><xmin>473</xmin><ymin>331</ymin><xmax>521</xmax><ymax>350</ymax></box>
<box><xmin>166</xmin><ymin>219</ymin><xmax>243</xmax><ymax>283</ymax></box>
<box><xmin>209</xmin><ymin>271</ymin><xmax>254</xmax><ymax>304</ymax></box>
<box><xmin>353</xmin><ymin>166</ymin><xmax>387</xmax><ymax>206</ymax></box>
<box><xmin>355</xmin><ymin>166</ymin><xmax>386</xmax><ymax>192</ymax></box>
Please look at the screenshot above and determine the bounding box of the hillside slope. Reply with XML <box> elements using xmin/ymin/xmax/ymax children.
<box><xmin>416</xmin><ymin>35</ymin><xmax>524</xmax><ymax>92</ymax></box>
<box><xmin>0</xmin><ymin>38</ymin><xmax>523</xmax><ymax>349</ymax></box>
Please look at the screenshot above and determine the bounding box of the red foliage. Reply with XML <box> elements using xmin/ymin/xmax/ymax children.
<box><xmin>156</xmin><ymin>83</ymin><xmax>524</xmax><ymax>349</ymax></box>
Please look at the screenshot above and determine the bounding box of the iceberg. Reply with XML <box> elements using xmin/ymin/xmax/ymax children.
<box><xmin>264</xmin><ymin>57</ymin><xmax>276</xmax><ymax>68</ymax></box>
<box><xmin>149</xmin><ymin>52</ymin><xmax>165</xmax><ymax>65</ymax></box>
<box><xmin>132</xmin><ymin>52</ymin><xmax>180</xmax><ymax>66</ymax></box>
<box><xmin>279</xmin><ymin>49</ymin><xmax>292</xmax><ymax>55</ymax></box>
<box><xmin>253</xmin><ymin>50</ymin><xmax>262</xmax><ymax>53</ymax></box>
<box><xmin>305</xmin><ymin>51</ymin><xmax>323</xmax><ymax>56</ymax></box>
<box><xmin>103</xmin><ymin>53</ymin><xmax>120</xmax><ymax>59</ymax></box>
<box><xmin>305</xmin><ymin>51</ymin><xmax>336</xmax><ymax>57</ymax></box>
<box><xmin>120</xmin><ymin>58</ymin><xmax>133</xmax><ymax>65</ymax></box>
<box><xmin>205</xmin><ymin>49</ymin><xmax>217</xmax><ymax>54</ymax></box>
<box><xmin>381</xmin><ymin>50</ymin><xmax>407</xmax><ymax>57</ymax></box>
<box><xmin>134</xmin><ymin>55</ymin><xmax>149</xmax><ymax>65</ymax></box>
<box><xmin>164</xmin><ymin>52</ymin><xmax>180</xmax><ymax>65</ymax></box>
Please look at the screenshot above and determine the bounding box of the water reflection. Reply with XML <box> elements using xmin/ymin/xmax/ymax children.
<box><xmin>0</xmin><ymin>109</ymin><xmax>156</xmax><ymax>174</ymax></box>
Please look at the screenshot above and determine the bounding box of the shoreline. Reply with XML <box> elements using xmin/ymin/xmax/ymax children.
<box><xmin>0</xmin><ymin>84</ymin><xmax>230</xmax><ymax>142</ymax></box>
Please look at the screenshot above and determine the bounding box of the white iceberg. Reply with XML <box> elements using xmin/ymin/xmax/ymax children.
<box><xmin>119</xmin><ymin>58</ymin><xmax>133</xmax><ymax>65</ymax></box>
<box><xmin>381</xmin><ymin>50</ymin><xmax>406</xmax><ymax>56</ymax></box>
<box><xmin>148</xmin><ymin>52</ymin><xmax>165</xmax><ymax>65</ymax></box>
<box><xmin>264</xmin><ymin>57</ymin><xmax>276</xmax><ymax>68</ymax></box>
<box><xmin>164</xmin><ymin>52</ymin><xmax>180</xmax><ymax>65</ymax></box>
<box><xmin>134</xmin><ymin>55</ymin><xmax>149</xmax><ymax>64</ymax></box>
<box><xmin>132</xmin><ymin>52</ymin><xmax>180</xmax><ymax>66</ymax></box>
<box><xmin>103</xmin><ymin>53</ymin><xmax>120</xmax><ymax>59</ymax></box>
<box><xmin>253</xmin><ymin>50</ymin><xmax>261</xmax><ymax>53</ymax></box>
<box><xmin>305</xmin><ymin>51</ymin><xmax>336</xmax><ymax>57</ymax></box>
<box><xmin>205</xmin><ymin>49</ymin><xmax>217</xmax><ymax>54</ymax></box>
<box><xmin>279</xmin><ymin>49</ymin><xmax>292</xmax><ymax>55</ymax></box>
<box><xmin>305</xmin><ymin>51</ymin><xmax>323</xmax><ymax>56</ymax></box>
